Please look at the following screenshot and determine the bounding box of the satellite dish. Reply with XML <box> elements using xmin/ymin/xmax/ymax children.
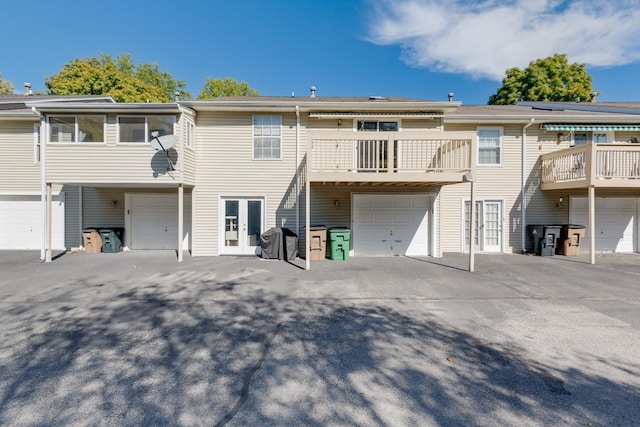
<box><xmin>149</xmin><ymin>132</ymin><xmax>178</xmax><ymax>171</ymax></box>
<box><xmin>150</xmin><ymin>133</ymin><xmax>178</xmax><ymax>151</ymax></box>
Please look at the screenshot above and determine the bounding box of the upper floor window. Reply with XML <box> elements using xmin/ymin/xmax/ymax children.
<box><xmin>477</xmin><ymin>128</ymin><xmax>502</xmax><ymax>166</ymax></box>
<box><xmin>572</xmin><ymin>131</ymin><xmax>614</xmax><ymax>146</ymax></box>
<box><xmin>185</xmin><ymin>119</ymin><xmax>195</xmax><ymax>149</ymax></box>
<box><xmin>253</xmin><ymin>115</ymin><xmax>281</xmax><ymax>159</ymax></box>
<box><xmin>48</xmin><ymin>115</ymin><xmax>105</xmax><ymax>143</ymax></box>
<box><xmin>357</xmin><ymin>120</ymin><xmax>398</xmax><ymax>131</ymax></box>
<box><xmin>118</xmin><ymin>116</ymin><xmax>175</xmax><ymax>143</ymax></box>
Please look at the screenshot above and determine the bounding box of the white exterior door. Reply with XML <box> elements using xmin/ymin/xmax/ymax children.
<box><xmin>0</xmin><ymin>195</ymin><xmax>65</xmax><ymax>250</ymax></box>
<box><xmin>464</xmin><ymin>200</ymin><xmax>503</xmax><ymax>252</ymax></box>
<box><xmin>127</xmin><ymin>194</ymin><xmax>191</xmax><ymax>250</ymax></box>
<box><xmin>570</xmin><ymin>197</ymin><xmax>638</xmax><ymax>252</ymax></box>
<box><xmin>352</xmin><ymin>194</ymin><xmax>431</xmax><ymax>256</ymax></box>
<box><xmin>221</xmin><ymin>198</ymin><xmax>264</xmax><ymax>255</ymax></box>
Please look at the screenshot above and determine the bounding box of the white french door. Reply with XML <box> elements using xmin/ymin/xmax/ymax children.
<box><xmin>221</xmin><ymin>197</ymin><xmax>264</xmax><ymax>255</ymax></box>
<box><xmin>464</xmin><ymin>200</ymin><xmax>503</xmax><ymax>252</ymax></box>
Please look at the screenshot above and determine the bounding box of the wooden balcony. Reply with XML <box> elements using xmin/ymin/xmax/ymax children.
<box><xmin>308</xmin><ymin>131</ymin><xmax>474</xmax><ymax>185</ymax></box>
<box><xmin>541</xmin><ymin>143</ymin><xmax>640</xmax><ymax>190</ymax></box>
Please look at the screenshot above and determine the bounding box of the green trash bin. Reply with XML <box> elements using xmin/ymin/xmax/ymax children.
<box><xmin>99</xmin><ymin>228</ymin><xmax>123</xmax><ymax>253</ymax></box>
<box><xmin>328</xmin><ymin>227</ymin><xmax>351</xmax><ymax>260</ymax></box>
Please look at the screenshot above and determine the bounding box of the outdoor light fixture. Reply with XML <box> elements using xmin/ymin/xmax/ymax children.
<box><xmin>556</xmin><ymin>196</ymin><xmax>564</xmax><ymax>209</ymax></box>
<box><xmin>334</xmin><ymin>200</ymin><xmax>340</xmax><ymax>208</ymax></box>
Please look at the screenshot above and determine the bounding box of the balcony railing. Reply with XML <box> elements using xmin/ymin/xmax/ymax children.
<box><xmin>541</xmin><ymin>143</ymin><xmax>640</xmax><ymax>189</ymax></box>
<box><xmin>309</xmin><ymin>132</ymin><xmax>472</xmax><ymax>181</ymax></box>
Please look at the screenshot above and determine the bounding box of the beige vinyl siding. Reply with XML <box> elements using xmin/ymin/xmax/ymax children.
<box><xmin>401</xmin><ymin>118</ymin><xmax>443</xmax><ymax>131</ymax></box>
<box><xmin>0</xmin><ymin>120</ymin><xmax>41</xmax><ymax>192</ymax></box>
<box><xmin>440</xmin><ymin>123</ymin><xmax>525</xmax><ymax>253</ymax></box>
<box><xmin>180</xmin><ymin>113</ymin><xmax>197</xmax><ymax>185</ymax></box>
<box><xmin>523</xmin><ymin>128</ymin><xmax>568</xmax><ymax>243</ymax></box>
<box><xmin>192</xmin><ymin>112</ymin><xmax>305</xmax><ymax>256</ymax></box>
<box><xmin>45</xmin><ymin>114</ymin><xmax>187</xmax><ymax>185</ymax></box>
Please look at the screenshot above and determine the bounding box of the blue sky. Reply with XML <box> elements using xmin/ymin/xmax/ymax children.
<box><xmin>3</xmin><ymin>0</ymin><xmax>640</xmax><ymax>104</ymax></box>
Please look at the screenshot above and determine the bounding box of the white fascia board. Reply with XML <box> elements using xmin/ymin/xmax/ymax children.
<box><xmin>26</xmin><ymin>102</ymin><xmax>181</xmax><ymax>114</ymax></box>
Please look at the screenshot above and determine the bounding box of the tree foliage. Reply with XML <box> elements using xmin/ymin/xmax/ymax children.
<box><xmin>198</xmin><ymin>77</ymin><xmax>259</xmax><ymax>98</ymax></box>
<box><xmin>0</xmin><ymin>73</ymin><xmax>14</xmax><ymax>95</ymax></box>
<box><xmin>45</xmin><ymin>54</ymin><xmax>190</xmax><ymax>102</ymax></box>
<box><xmin>488</xmin><ymin>54</ymin><xmax>593</xmax><ymax>105</ymax></box>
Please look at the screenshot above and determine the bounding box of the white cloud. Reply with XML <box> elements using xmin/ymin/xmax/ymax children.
<box><xmin>366</xmin><ymin>0</ymin><xmax>640</xmax><ymax>80</ymax></box>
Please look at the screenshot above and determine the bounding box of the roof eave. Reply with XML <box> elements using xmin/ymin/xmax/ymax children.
<box><xmin>178</xmin><ymin>99</ymin><xmax>462</xmax><ymax>113</ymax></box>
<box><xmin>27</xmin><ymin>102</ymin><xmax>181</xmax><ymax>114</ymax></box>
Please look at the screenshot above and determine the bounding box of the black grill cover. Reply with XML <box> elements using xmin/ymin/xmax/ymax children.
<box><xmin>260</xmin><ymin>227</ymin><xmax>298</xmax><ymax>260</ymax></box>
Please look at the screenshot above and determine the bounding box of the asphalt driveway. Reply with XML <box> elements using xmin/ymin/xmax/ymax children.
<box><xmin>1</xmin><ymin>251</ymin><xmax>639</xmax><ymax>426</ymax></box>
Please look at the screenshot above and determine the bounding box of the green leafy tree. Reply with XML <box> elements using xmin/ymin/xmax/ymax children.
<box><xmin>0</xmin><ymin>73</ymin><xmax>14</xmax><ymax>95</ymax></box>
<box><xmin>198</xmin><ymin>77</ymin><xmax>259</xmax><ymax>98</ymax></box>
<box><xmin>45</xmin><ymin>54</ymin><xmax>190</xmax><ymax>102</ymax></box>
<box><xmin>488</xmin><ymin>54</ymin><xmax>593</xmax><ymax>105</ymax></box>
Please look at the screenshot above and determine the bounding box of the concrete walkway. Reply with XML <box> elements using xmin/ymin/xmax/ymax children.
<box><xmin>1</xmin><ymin>251</ymin><xmax>639</xmax><ymax>426</ymax></box>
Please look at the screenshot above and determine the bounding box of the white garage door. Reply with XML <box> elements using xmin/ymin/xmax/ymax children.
<box><xmin>129</xmin><ymin>194</ymin><xmax>191</xmax><ymax>250</ymax></box>
<box><xmin>352</xmin><ymin>194</ymin><xmax>431</xmax><ymax>256</ymax></box>
<box><xmin>570</xmin><ymin>197</ymin><xmax>638</xmax><ymax>252</ymax></box>
<box><xmin>0</xmin><ymin>195</ymin><xmax>65</xmax><ymax>250</ymax></box>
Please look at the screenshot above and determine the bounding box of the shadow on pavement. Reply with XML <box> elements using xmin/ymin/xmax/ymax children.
<box><xmin>0</xmin><ymin>268</ymin><xmax>638</xmax><ymax>426</ymax></box>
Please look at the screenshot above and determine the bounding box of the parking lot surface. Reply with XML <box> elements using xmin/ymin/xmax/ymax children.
<box><xmin>1</xmin><ymin>251</ymin><xmax>639</xmax><ymax>426</ymax></box>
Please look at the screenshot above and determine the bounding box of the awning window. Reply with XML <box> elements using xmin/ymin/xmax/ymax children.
<box><xmin>544</xmin><ymin>124</ymin><xmax>640</xmax><ymax>131</ymax></box>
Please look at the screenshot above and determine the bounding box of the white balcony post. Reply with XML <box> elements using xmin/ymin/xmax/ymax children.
<box><xmin>589</xmin><ymin>186</ymin><xmax>595</xmax><ymax>265</ymax></box>
<box><xmin>387</xmin><ymin>135</ymin><xmax>393</xmax><ymax>173</ymax></box>
<box><xmin>178</xmin><ymin>184</ymin><xmax>184</xmax><ymax>262</ymax></box>
<box><xmin>45</xmin><ymin>183</ymin><xmax>52</xmax><ymax>263</ymax></box>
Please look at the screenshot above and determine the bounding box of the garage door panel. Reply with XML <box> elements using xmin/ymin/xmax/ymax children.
<box><xmin>353</xmin><ymin>194</ymin><xmax>431</xmax><ymax>256</ymax></box>
<box><xmin>0</xmin><ymin>196</ymin><xmax>65</xmax><ymax>250</ymax></box>
<box><xmin>130</xmin><ymin>195</ymin><xmax>189</xmax><ymax>250</ymax></box>
<box><xmin>374</xmin><ymin>212</ymin><xmax>393</xmax><ymax>223</ymax></box>
<box><xmin>373</xmin><ymin>197</ymin><xmax>393</xmax><ymax>209</ymax></box>
<box><xmin>570</xmin><ymin>197</ymin><xmax>637</xmax><ymax>253</ymax></box>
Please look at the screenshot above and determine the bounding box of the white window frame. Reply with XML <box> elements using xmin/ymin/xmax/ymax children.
<box><xmin>477</xmin><ymin>127</ymin><xmax>503</xmax><ymax>167</ymax></box>
<box><xmin>33</xmin><ymin>124</ymin><xmax>40</xmax><ymax>164</ymax></box>
<box><xmin>352</xmin><ymin>119</ymin><xmax>402</xmax><ymax>132</ymax></box>
<box><xmin>117</xmin><ymin>115</ymin><xmax>176</xmax><ymax>145</ymax></box>
<box><xmin>462</xmin><ymin>198</ymin><xmax>504</xmax><ymax>253</ymax></box>
<box><xmin>252</xmin><ymin>115</ymin><xmax>282</xmax><ymax>160</ymax></box>
<box><xmin>185</xmin><ymin>119</ymin><xmax>195</xmax><ymax>150</ymax></box>
<box><xmin>47</xmin><ymin>115</ymin><xmax>106</xmax><ymax>144</ymax></box>
<box><xmin>571</xmin><ymin>131</ymin><xmax>615</xmax><ymax>146</ymax></box>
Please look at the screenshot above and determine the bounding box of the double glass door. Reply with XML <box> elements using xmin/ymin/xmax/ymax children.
<box><xmin>465</xmin><ymin>200</ymin><xmax>502</xmax><ymax>252</ymax></box>
<box><xmin>222</xmin><ymin>198</ymin><xmax>263</xmax><ymax>255</ymax></box>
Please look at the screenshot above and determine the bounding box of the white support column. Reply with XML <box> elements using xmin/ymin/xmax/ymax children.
<box><xmin>45</xmin><ymin>183</ymin><xmax>52</xmax><ymax>263</ymax></box>
<box><xmin>305</xmin><ymin>178</ymin><xmax>311</xmax><ymax>271</ymax></box>
<box><xmin>469</xmin><ymin>179</ymin><xmax>476</xmax><ymax>273</ymax></box>
<box><xmin>588</xmin><ymin>186</ymin><xmax>595</xmax><ymax>265</ymax></box>
<box><xmin>178</xmin><ymin>184</ymin><xmax>184</xmax><ymax>262</ymax></box>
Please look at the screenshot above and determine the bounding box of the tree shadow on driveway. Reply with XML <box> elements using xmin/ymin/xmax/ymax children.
<box><xmin>0</xmin><ymin>269</ymin><xmax>638</xmax><ymax>426</ymax></box>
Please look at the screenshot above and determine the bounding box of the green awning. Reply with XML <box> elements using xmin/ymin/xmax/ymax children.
<box><xmin>544</xmin><ymin>124</ymin><xmax>640</xmax><ymax>131</ymax></box>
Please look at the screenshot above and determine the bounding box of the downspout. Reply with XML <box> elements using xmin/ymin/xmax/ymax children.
<box><xmin>33</xmin><ymin>107</ymin><xmax>46</xmax><ymax>260</ymax></box>
<box><xmin>522</xmin><ymin>118</ymin><xmax>535</xmax><ymax>252</ymax></box>
<box><xmin>295</xmin><ymin>105</ymin><xmax>300</xmax><ymax>237</ymax></box>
